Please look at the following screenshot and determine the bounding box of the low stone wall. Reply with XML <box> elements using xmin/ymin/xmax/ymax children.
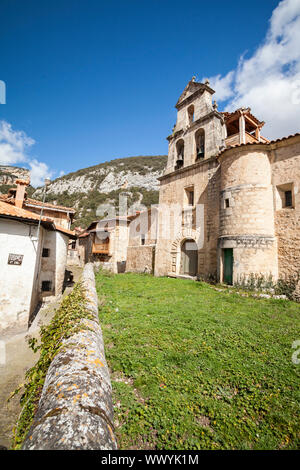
<box><xmin>22</xmin><ymin>263</ymin><xmax>117</xmax><ymax>450</ymax></box>
<box><xmin>126</xmin><ymin>245</ymin><xmax>155</xmax><ymax>274</ymax></box>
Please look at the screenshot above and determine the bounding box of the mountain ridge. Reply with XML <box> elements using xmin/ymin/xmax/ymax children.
<box><xmin>0</xmin><ymin>155</ymin><xmax>167</xmax><ymax>228</ymax></box>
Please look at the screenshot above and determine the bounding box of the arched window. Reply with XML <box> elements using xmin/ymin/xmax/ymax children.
<box><xmin>187</xmin><ymin>105</ymin><xmax>194</xmax><ymax>125</ymax></box>
<box><xmin>195</xmin><ymin>129</ymin><xmax>205</xmax><ymax>160</ymax></box>
<box><xmin>175</xmin><ymin>139</ymin><xmax>184</xmax><ymax>170</ymax></box>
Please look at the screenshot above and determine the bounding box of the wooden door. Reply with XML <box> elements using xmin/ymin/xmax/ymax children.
<box><xmin>180</xmin><ymin>240</ymin><xmax>198</xmax><ymax>276</ymax></box>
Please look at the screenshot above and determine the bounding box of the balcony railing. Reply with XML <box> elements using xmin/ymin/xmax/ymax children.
<box><xmin>225</xmin><ymin>132</ymin><xmax>260</xmax><ymax>147</ymax></box>
<box><xmin>92</xmin><ymin>243</ymin><xmax>109</xmax><ymax>254</ymax></box>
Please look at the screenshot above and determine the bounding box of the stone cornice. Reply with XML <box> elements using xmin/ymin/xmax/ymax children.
<box><xmin>217</xmin><ymin>133</ymin><xmax>300</xmax><ymax>161</ymax></box>
<box><xmin>167</xmin><ymin>111</ymin><xmax>224</xmax><ymax>142</ymax></box>
<box><xmin>176</xmin><ymin>84</ymin><xmax>215</xmax><ymax>110</ymax></box>
<box><xmin>158</xmin><ymin>156</ymin><xmax>219</xmax><ymax>182</ymax></box>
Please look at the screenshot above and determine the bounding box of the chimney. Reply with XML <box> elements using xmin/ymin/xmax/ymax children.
<box><xmin>15</xmin><ymin>179</ymin><xmax>29</xmax><ymax>208</ymax></box>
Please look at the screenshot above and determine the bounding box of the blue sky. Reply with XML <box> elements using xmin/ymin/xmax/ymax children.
<box><xmin>1</xmin><ymin>0</ymin><xmax>299</xmax><ymax>185</ymax></box>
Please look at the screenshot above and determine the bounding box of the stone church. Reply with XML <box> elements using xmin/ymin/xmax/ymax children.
<box><xmin>152</xmin><ymin>78</ymin><xmax>300</xmax><ymax>285</ymax></box>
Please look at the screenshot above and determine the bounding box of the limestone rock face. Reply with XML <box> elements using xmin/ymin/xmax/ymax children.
<box><xmin>32</xmin><ymin>155</ymin><xmax>167</xmax><ymax>227</ymax></box>
<box><xmin>0</xmin><ymin>165</ymin><xmax>30</xmax><ymax>186</ymax></box>
<box><xmin>33</xmin><ymin>157</ymin><xmax>166</xmax><ymax>197</ymax></box>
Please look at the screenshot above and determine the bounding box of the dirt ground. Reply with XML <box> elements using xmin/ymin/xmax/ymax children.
<box><xmin>0</xmin><ymin>265</ymin><xmax>82</xmax><ymax>449</ymax></box>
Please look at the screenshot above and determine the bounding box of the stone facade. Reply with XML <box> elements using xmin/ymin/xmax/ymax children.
<box><xmin>126</xmin><ymin>209</ymin><xmax>158</xmax><ymax>273</ymax></box>
<box><xmin>77</xmin><ymin>216</ymin><xmax>138</xmax><ymax>274</ymax></box>
<box><xmin>153</xmin><ymin>79</ymin><xmax>300</xmax><ymax>286</ymax></box>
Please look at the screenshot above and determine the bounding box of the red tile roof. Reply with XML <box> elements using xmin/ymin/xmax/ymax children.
<box><xmin>0</xmin><ymin>200</ymin><xmax>76</xmax><ymax>238</ymax></box>
<box><xmin>0</xmin><ymin>200</ymin><xmax>45</xmax><ymax>221</ymax></box>
<box><xmin>25</xmin><ymin>197</ymin><xmax>76</xmax><ymax>212</ymax></box>
<box><xmin>221</xmin><ymin>108</ymin><xmax>264</xmax><ymax>126</ymax></box>
<box><xmin>54</xmin><ymin>224</ymin><xmax>76</xmax><ymax>237</ymax></box>
<box><xmin>0</xmin><ymin>194</ymin><xmax>75</xmax><ymax>213</ymax></box>
<box><xmin>218</xmin><ymin>132</ymin><xmax>300</xmax><ymax>158</ymax></box>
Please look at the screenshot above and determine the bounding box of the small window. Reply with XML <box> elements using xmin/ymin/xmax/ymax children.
<box><xmin>141</xmin><ymin>235</ymin><xmax>145</xmax><ymax>246</ymax></box>
<box><xmin>42</xmin><ymin>280</ymin><xmax>52</xmax><ymax>292</ymax></box>
<box><xmin>175</xmin><ymin>139</ymin><xmax>184</xmax><ymax>170</ymax></box>
<box><xmin>195</xmin><ymin>129</ymin><xmax>205</xmax><ymax>160</ymax></box>
<box><xmin>187</xmin><ymin>105</ymin><xmax>194</xmax><ymax>125</ymax></box>
<box><xmin>188</xmin><ymin>190</ymin><xmax>194</xmax><ymax>206</ymax></box>
<box><xmin>42</xmin><ymin>248</ymin><xmax>50</xmax><ymax>257</ymax></box>
<box><xmin>185</xmin><ymin>187</ymin><xmax>194</xmax><ymax>206</ymax></box>
<box><xmin>276</xmin><ymin>183</ymin><xmax>294</xmax><ymax>210</ymax></box>
<box><xmin>285</xmin><ymin>190</ymin><xmax>292</xmax><ymax>207</ymax></box>
<box><xmin>225</xmin><ymin>199</ymin><xmax>230</xmax><ymax>208</ymax></box>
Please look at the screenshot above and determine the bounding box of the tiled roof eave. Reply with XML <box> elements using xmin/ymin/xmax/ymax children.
<box><xmin>217</xmin><ymin>132</ymin><xmax>300</xmax><ymax>159</ymax></box>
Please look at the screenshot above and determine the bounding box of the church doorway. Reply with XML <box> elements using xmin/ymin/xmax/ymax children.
<box><xmin>223</xmin><ymin>248</ymin><xmax>233</xmax><ymax>285</ymax></box>
<box><xmin>180</xmin><ymin>239</ymin><xmax>198</xmax><ymax>276</ymax></box>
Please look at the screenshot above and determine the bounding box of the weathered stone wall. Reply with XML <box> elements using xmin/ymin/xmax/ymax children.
<box><xmin>22</xmin><ymin>263</ymin><xmax>117</xmax><ymax>450</ymax></box>
<box><xmin>126</xmin><ymin>245</ymin><xmax>155</xmax><ymax>273</ymax></box>
<box><xmin>109</xmin><ymin>224</ymin><xmax>129</xmax><ymax>273</ymax></box>
<box><xmin>219</xmin><ymin>147</ymin><xmax>275</xmax><ymax>237</ymax></box>
<box><xmin>67</xmin><ymin>247</ymin><xmax>81</xmax><ymax>266</ymax></box>
<box><xmin>218</xmin><ymin>236</ymin><xmax>278</xmax><ymax>284</ymax></box>
<box><xmin>218</xmin><ymin>146</ymin><xmax>278</xmax><ymax>282</ymax></box>
<box><xmin>25</xmin><ymin>206</ymin><xmax>70</xmax><ymax>229</ymax></box>
<box><xmin>164</xmin><ymin>82</ymin><xmax>226</xmax><ymax>176</ymax></box>
<box><xmin>54</xmin><ymin>232</ymin><xmax>69</xmax><ymax>295</ymax></box>
<box><xmin>155</xmin><ymin>158</ymin><xmax>220</xmax><ymax>279</ymax></box>
<box><xmin>271</xmin><ymin>137</ymin><xmax>300</xmax><ymax>279</ymax></box>
<box><xmin>126</xmin><ymin>209</ymin><xmax>158</xmax><ymax>273</ymax></box>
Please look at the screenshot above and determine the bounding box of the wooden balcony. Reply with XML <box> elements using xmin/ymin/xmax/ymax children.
<box><xmin>92</xmin><ymin>242</ymin><xmax>109</xmax><ymax>254</ymax></box>
<box><xmin>92</xmin><ymin>231</ymin><xmax>110</xmax><ymax>254</ymax></box>
<box><xmin>225</xmin><ymin>132</ymin><xmax>260</xmax><ymax>147</ymax></box>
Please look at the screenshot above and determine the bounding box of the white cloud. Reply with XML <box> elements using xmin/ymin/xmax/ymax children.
<box><xmin>207</xmin><ymin>71</ymin><xmax>234</xmax><ymax>102</ymax></box>
<box><xmin>208</xmin><ymin>0</ymin><xmax>300</xmax><ymax>139</ymax></box>
<box><xmin>0</xmin><ymin>120</ymin><xmax>53</xmax><ymax>187</ymax></box>
<box><xmin>0</xmin><ymin>121</ymin><xmax>35</xmax><ymax>165</ymax></box>
<box><xmin>28</xmin><ymin>159</ymin><xmax>54</xmax><ymax>187</ymax></box>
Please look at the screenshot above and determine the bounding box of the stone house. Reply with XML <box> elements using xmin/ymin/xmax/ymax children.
<box><xmin>0</xmin><ymin>181</ymin><xmax>75</xmax><ymax>229</ymax></box>
<box><xmin>153</xmin><ymin>78</ymin><xmax>300</xmax><ymax>286</ymax></box>
<box><xmin>126</xmin><ymin>208</ymin><xmax>158</xmax><ymax>274</ymax></box>
<box><xmin>0</xmin><ymin>200</ymin><xmax>76</xmax><ymax>331</ymax></box>
<box><xmin>76</xmin><ymin>215</ymin><xmax>138</xmax><ymax>273</ymax></box>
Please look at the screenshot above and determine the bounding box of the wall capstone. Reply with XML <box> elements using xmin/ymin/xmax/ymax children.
<box><xmin>22</xmin><ymin>263</ymin><xmax>117</xmax><ymax>450</ymax></box>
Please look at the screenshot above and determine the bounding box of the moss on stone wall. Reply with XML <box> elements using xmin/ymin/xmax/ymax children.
<box><xmin>11</xmin><ymin>283</ymin><xmax>93</xmax><ymax>449</ymax></box>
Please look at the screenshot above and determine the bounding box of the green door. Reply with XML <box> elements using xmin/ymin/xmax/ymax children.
<box><xmin>223</xmin><ymin>248</ymin><xmax>233</xmax><ymax>285</ymax></box>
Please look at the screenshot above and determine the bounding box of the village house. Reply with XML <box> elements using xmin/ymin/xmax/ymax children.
<box><xmin>0</xmin><ymin>180</ymin><xmax>76</xmax><ymax>332</ymax></box>
<box><xmin>75</xmin><ymin>214</ymin><xmax>138</xmax><ymax>273</ymax></box>
<box><xmin>0</xmin><ymin>182</ymin><xmax>75</xmax><ymax>229</ymax></box>
<box><xmin>152</xmin><ymin>78</ymin><xmax>300</xmax><ymax>286</ymax></box>
<box><xmin>126</xmin><ymin>208</ymin><xmax>158</xmax><ymax>274</ymax></box>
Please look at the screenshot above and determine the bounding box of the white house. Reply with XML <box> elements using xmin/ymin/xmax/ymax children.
<box><xmin>0</xmin><ymin>199</ymin><xmax>76</xmax><ymax>332</ymax></box>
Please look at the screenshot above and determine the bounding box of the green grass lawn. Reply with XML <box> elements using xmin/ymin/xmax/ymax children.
<box><xmin>95</xmin><ymin>272</ymin><xmax>300</xmax><ymax>450</ymax></box>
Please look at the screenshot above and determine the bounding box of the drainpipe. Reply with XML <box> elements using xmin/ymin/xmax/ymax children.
<box><xmin>36</xmin><ymin>178</ymin><xmax>51</xmax><ymax>242</ymax></box>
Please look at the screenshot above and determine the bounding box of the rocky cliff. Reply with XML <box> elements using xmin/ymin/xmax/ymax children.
<box><xmin>33</xmin><ymin>155</ymin><xmax>167</xmax><ymax>228</ymax></box>
<box><xmin>0</xmin><ymin>165</ymin><xmax>30</xmax><ymax>186</ymax></box>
